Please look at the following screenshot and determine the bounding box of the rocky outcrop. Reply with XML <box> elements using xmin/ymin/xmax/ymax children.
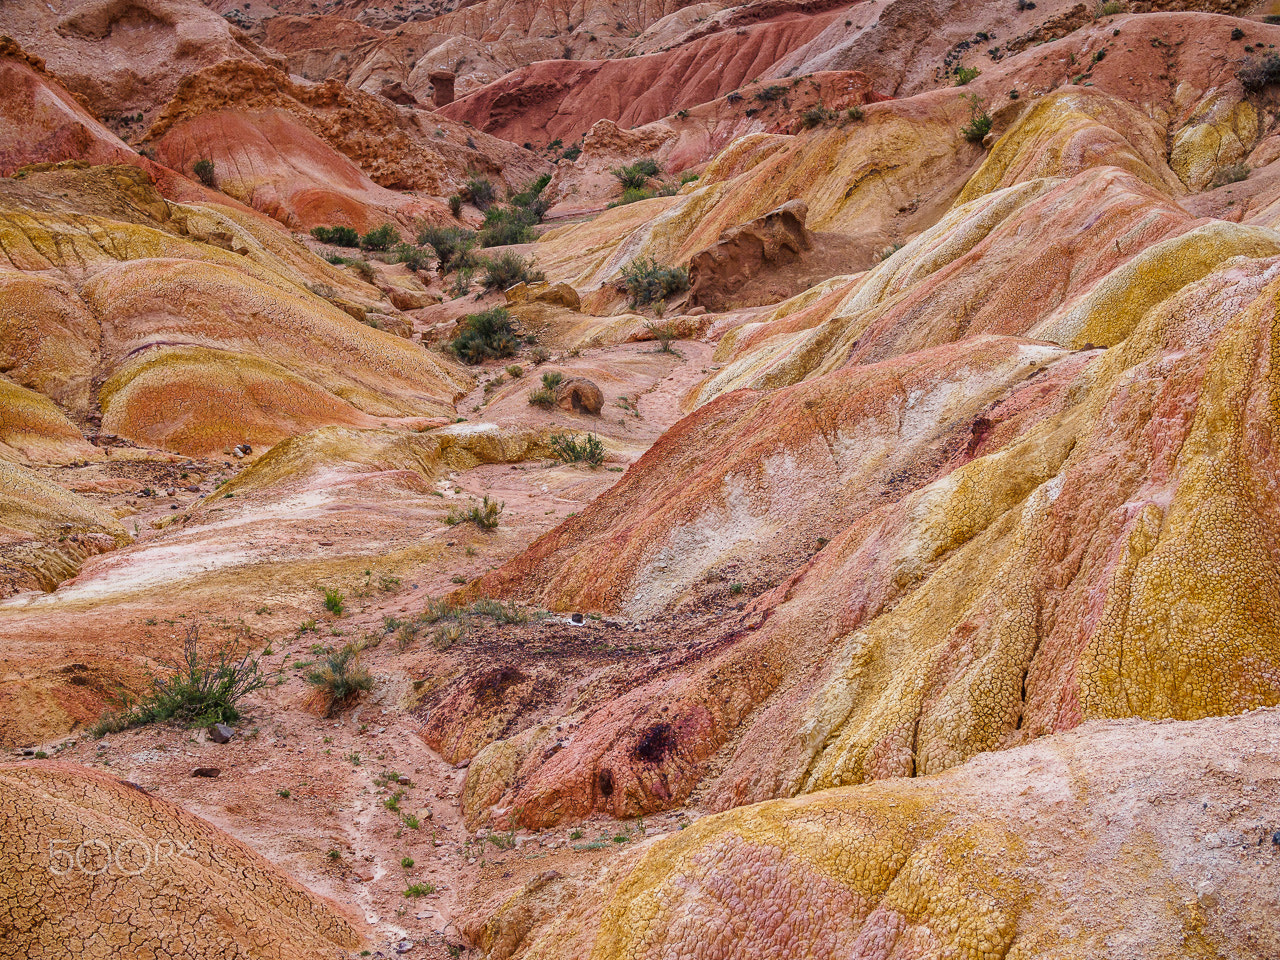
<box><xmin>428</xmin><ymin>69</ymin><xmax>456</xmax><ymax>107</ymax></box>
<box><xmin>686</xmin><ymin>199</ymin><xmax>813</xmax><ymax>310</ymax></box>
<box><xmin>144</xmin><ymin>59</ymin><xmax>548</xmax><ymax>228</ymax></box>
<box><xmin>554</xmin><ymin>378</ymin><xmax>604</xmax><ymax>414</ymax></box>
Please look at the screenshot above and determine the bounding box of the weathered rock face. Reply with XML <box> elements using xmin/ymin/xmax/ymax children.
<box><xmin>0</xmin><ymin>762</ymin><xmax>364</xmax><ymax>958</ymax></box>
<box><xmin>485</xmin><ymin>708</ymin><xmax>1280</xmax><ymax>960</ymax></box>
<box><xmin>0</xmin><ymin>0</ymin><xmax>285</xmax><ymax>118</ymax></box>
<box><xmin>687</xmin><ymin>199</ymin><xmax>812</xmax><ymax>310</ymax></box>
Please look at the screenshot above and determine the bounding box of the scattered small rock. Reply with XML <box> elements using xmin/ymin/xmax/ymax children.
<box><xmin>191</xmin><ymin>767</ymin><xmax>221</xmax><ymax>778</ymax></box>
<box><xmin>208</xmin><ymin>723</ymin><xmax>234</xmax><ymax>744</ymax></box>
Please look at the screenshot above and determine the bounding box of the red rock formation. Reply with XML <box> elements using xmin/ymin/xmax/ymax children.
<box><xmin>438</xmin><ymin>1</ymin><xmax>847</xmax><ymax>147</ymax></box>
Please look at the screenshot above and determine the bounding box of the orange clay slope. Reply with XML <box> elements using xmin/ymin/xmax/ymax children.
<box><xmin>0</xmin><ymin>761</ymin><xmax>364</xmax><ymax>959</ymax></box>
<box><xmin>144</xmin><ymin>59</ymin><xmax>549</xmax><ymax>232</ymax></box>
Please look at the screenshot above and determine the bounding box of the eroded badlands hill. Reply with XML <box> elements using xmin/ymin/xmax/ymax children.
<box><xmin>2</xmin><ymin>0</ymin><xmax>1280</xmax><ymax>958</ymax></box>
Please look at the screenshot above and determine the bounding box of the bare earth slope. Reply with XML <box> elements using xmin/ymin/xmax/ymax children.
<box><xmin>4</xmin><ymin>1</ymin><xmax>1280</xmax><ymax>959</ymax></box>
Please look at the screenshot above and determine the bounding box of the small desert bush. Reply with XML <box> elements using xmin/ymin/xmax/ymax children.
<box><xmin>311</xmin><ymin>225</ymin><xmax>360</xmax><ymax>247</ymax></box>
<box><xmin>611</xmin><ymin>159</ymin><xmax>661</xmax><ymax>190</ymax></box>
<box><xmin>393</xmin><ymin>242</ymin><xmax>435</xmax><ymax>271</ymax></box>
<box><xmin>954</xmin><ymin>66</ymin><xmax>981</xmax><ymax>85</ymax></box>
<box><xmin>645</xmin><ymin>319</ymin><xmax>678</xmax><ymax>352</ymax></box>
<box><xmin>323</xmin><ymin>587</ymin><xmax>345</xmax><ymax>615</ymax></box>
<box><xmin>465</xmin><ymin>175</ymin><xmax>497</xmax><ymax>209</ymax></box>
<box><xmin>480</xmin><ymin>251</ymin><xmax>545</xmax><ymax>291</ymax></box>
<box><xmin>1238</xmin><ymin>54</ymin><xmax>1280</xmax><ymax>92</ymax></box>
<box><xmin>550</xmin><ymin>432</ymin><xmax>605</xmax><ymax>466</ymax></box>
<box><xmin>193</xmin><ymin>158</ymin><xmax>216</xmax><ymax>187</ymax></box>
<box><xmin>800</xmin><ymin>104</ymin><xmax>835</xmax><ymax>128</ymax></box>
<box><xmin>478</xmin><ymin>205</ymin><xmax>539</xmax><ymax>246</ymax></box>
<box><xmin>92</xmin><ymin>626</ymin><xmax>265</xmax><ymax>734</ymax></box>
<box><xmin>449</xmin><ymin>307</ymin><xmax>518</xmax><ymax>363</ymax></box>
<box><xmin>359</xmin><ymin>224</ymin><xmax>400</xmax><ymax>252</ymax></box>
<box><xmin>305</xmin><ymin>643</ymin><xmax>373</xmax><ymax>716</ymax></box>
<box><xmin>449</xmin><ymin>266</ymin><xmax>475</xmax><ymax>298</ymax></box>
<box><xmin>621</xmin><ymin>256</ymin><xmax>689</xmax><ymax>306</ymax></box>
<box><xmin>960</xmin><ymin>92</ymin><xmax>992</xmax><ymax>144</ymax></box>
<box><xmin>445</xmin><ymin>495</ymin><xmax>504</xmax><ymax>528</ymax></box>
<box><xmin>528</xmin><ymin>370</ymin><xmax>562</xmax><ymax>407</ymax></box>
<box><xmin>417</xmin><ymin>225</ymin><xmax>476</xmax><ymax>271</ymax></box>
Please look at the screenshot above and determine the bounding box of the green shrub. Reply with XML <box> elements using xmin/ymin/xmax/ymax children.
<box><xmin>311</xmin><ymin>225</ymin><xmax>360</xmax><ymax>247</ymax></box>
<box><xmin>360</xmin><ymin>224</ymin><xmax>400</xmax><ymax>251</ymax></box>
<box><xmin>392</xmin><ymin>242</ymin><xmax>434</xmax><ymax>271</ymax></box>
<box><xmin>323</xmin><ymin>587</ymin><xmax>345</xmax><ymax>615</ymax></box>
<box><xmin>417</xmin><ymin>225</ymin><xmax>476</xmax><ymax>271</ymax></box>
<box><xmin>508</xmin><ymin>173</ymin><xmax>552</xmax><ymax>211</ymax></box>
<box><xmin>754</xmin><ymin>84</ymin><xmax>787</xmax><ymax>102</ymax></box>
<box><xmin>477</xmin><ymin>205</ymin><xmax>538</xmax><ymax>247</ymax></box>
<box><xmin>954</xmin><ymin>66</ymin><xmax>981</xmax><ymax>85</ymax></box>
<box><xmin>551</xmin><ymin>432</ymin><xmax>605</xmax><ymax>466</ymax></box>
<box><xmin>445</xmin><ymin>495</ymin><xmax>504</xmax><ymax>528</ymax></box>
<box><xmin>404</xmin><ymin>883</ymin><xmax>435</xmax><ymax>897</ymax></box>
<box><xmin>960</xmin><ymin>92</ymin><xmax>992</xmax><ymax>144</ymax></box>
<box><xmin>800</xmin><ymin>104</ymin><xmax>834</xmax><ymax>129</ymax></box>
<box><xmin>610</xmin><ymin>186</ymin><xmax>659</xmax><ymax>207</ymax></box>
<box><xmin>645</xmin><ymin>319</ymin><xmax>678</xmax><ymax>352</ymax></box>
<box><xmin>1096</xmin><ymin>0</ymin><xmax>1123</xmax><ymax>15</ymax></box>
<box><xmin>561</xmin><ymin>144</ymin><xmax>582</xmax><ymax>162</ymax></box>
<box><xmin>449</xmin><ymin>307</ymin><xmax>518</xmax><ymax>363</ymax></box>
<box><xmin>348</xmin><ymin>258</ymin><xmax>376</xmax><ymax>283</ymax></box>
<box><xmin>305</xmin><ymin>643</ymin><xmax>373</xmax><ymax>716</ymax></box>
<box><xmin>465</xmin><ymin>175</ymin><xmax>497</xmax><ymax>209</ymax></box>
<box><xmin>193</xmin><ymin>158</ymin><xmax>216</xmax><ymax>187</ymax></box>
<box><xmin>448</xmin><ymin>194</ymin><xmax>463</xmax><ymax>217</ymax></box>
<box><xmin>611</xmin><ymin>159</ymin><xmax>661</xmax><ymax>190</ymax></box>
<box><xmin>621</xmin><ymin>256</ymin><xmax>689</xmax><ymax>306</ymax></box>
<box><xmin>529</xmin><ymin>370</ymin><xmax>561</xmax><ymax>406</ymax></box>
<box><xmin>846</xmin><ymin>105</ymin><xmax>865</xmax><ymax>122</ymax></box>
<box><xmin>480</xmin><ymin>251</ymin><xmax>545</xmax><ymax>291</ymax></box>
<box><xmin>92</xmin><ymin>626</ymin><xmax>265</xmax><ymax>734</ymax></box>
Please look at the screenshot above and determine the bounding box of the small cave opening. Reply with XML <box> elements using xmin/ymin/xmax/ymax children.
<box><xmin>598</xmin><ymin>768</ymin><xmax>614</xmax><ymax>797</ymax></box>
